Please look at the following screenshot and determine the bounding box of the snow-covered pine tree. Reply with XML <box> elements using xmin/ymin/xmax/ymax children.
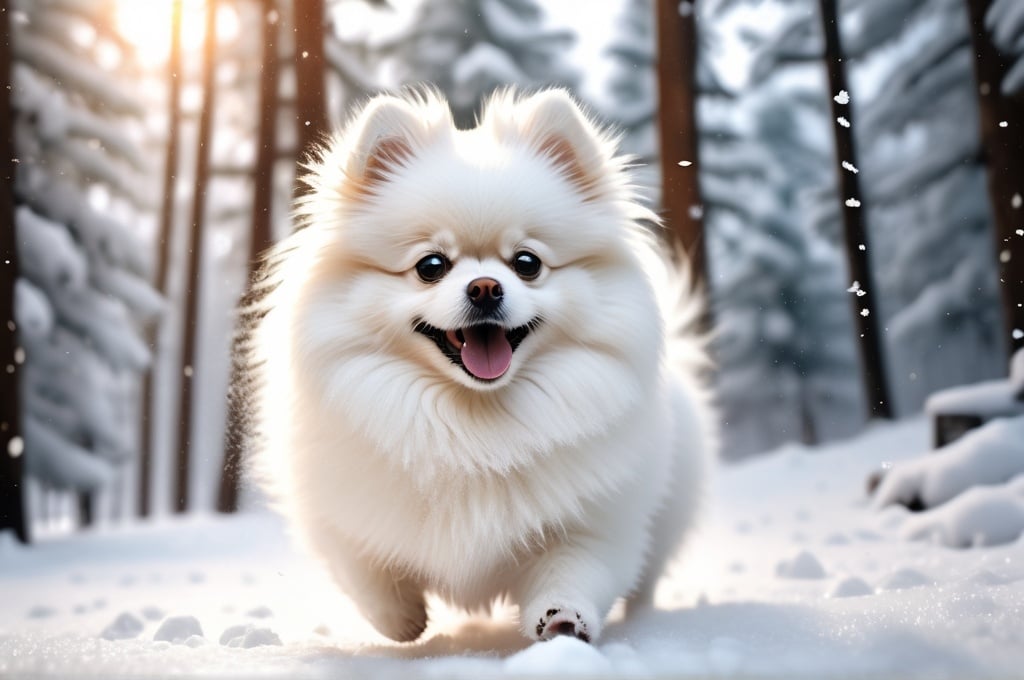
<box><xmin>844</xmin><ymin>0</ymin><xmax>1005</xmax><ymax>413</ymax></box>
<box><xmin>9</xmin><ymin>0</ymin><xmax>160</xmax><ymax>524</ymax></box>
<box><xmin>602</xmin><ymin>0</ymin><xmax>660</xmax><ymax>206</ymax></box>
<box><xmin>697</xmin><ymin>0</ymin><xmax>864</xmax><ymax>457</ymax></box>
<box><xmin>985</xmin><ymin>0</ymin><xmax>1024</xmax><ymax>94</ymax></box>
<box><xmin>323</xmin><ymin>0</ymin><xmax>386</xmax><ymax>116</ymax></box>
<box><xmin>396</xmin><ymin>0</ymin><xmax>579</xmax><ymax>129</ymax></box>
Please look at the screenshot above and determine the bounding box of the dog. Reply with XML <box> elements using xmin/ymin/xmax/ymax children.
<box><xmin>239</xmin><ymin>88</ymin><xmax>714</xmax><ymax>644</ymax></box>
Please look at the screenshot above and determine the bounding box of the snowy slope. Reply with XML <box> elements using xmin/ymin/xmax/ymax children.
<box><xmin>2</xmin><ymin>416</ymin><xmax>1023</xmax><ymax>677</ymax></box>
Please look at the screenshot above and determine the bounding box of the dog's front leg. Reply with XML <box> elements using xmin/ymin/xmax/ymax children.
<box><xmin>513</xmin><ymin>514</ymin><xmax>650</xmax><ymax>644</ymax></box>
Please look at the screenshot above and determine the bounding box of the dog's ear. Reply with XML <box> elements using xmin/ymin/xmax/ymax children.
<box><xmin>345</xmin><ymin>96</ymin><xmax>428</xmax><ymax>197</ymax></box>
<box><xmin>505</xmin><ymin>89</ymin><xmax>612</xmax><ymax>201</ymax></box>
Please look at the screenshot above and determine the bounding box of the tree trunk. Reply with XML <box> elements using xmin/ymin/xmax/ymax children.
<box><xmin>818</xmin><ymin>0</ymin><xmax>892</xmax><ymax>419</ymax></box>
<box><xmin>0</xmin><ymin>0</ymin><xmax>28</xmax><ymax>543</ymax></box>
<box><xmin>293</xmin><ymin>0</ymin><xmax>327</xmax><ymax>197</ymax></box>
<box><xmin>964</xmin><ymin>0</ymin><xmax>1024</xmax><ymax>358</ymax></box>
<box><xmin>655</xmin><ymin>0</ymin><xmax>708</xmax><ymax>291</ymax></box>
<box><xmin>218</xmin><ymin>0</ymin><xmax>281</xmax><ymax>514</ymax></box>
<box><xmin>139</xmin><ymin>0</ymin><xmax>184</xmax><ymax>518</ymax></box>
<box><xmin>175</xmin><ymin>0</ymin><xmax>218</xmax><ymax>514</ymax></box>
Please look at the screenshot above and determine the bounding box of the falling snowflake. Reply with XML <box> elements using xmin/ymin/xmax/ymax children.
<box><xmin>834</xmin><ymin>90</ymin><xmax>850</xmax><ymax>105</ymax></box>
<box><xmin>860</xmin><ymin>309</ymin><xmax>870</xmax><ymax>317</ymax></box>
<box><xmin>842</xmin><ymin>161</ymin><xmax>859</xmax><ymax>174</ymax></box>
<box><xmin>1012</xmin><ymin>193</ymin><xmax>1021</xmax><ymax>209</ymax></box>
<box><xmin>845</xmin><ymin>198</ymin><xmax>861</xmax><ymax>208</ymax></box>
<box><xmin>688</xmin><ymin>204</ymin><xmax>704</xmax><ymax>220</ymax></box>
<box><xmin>999</xmin><ymin>121</ymin><xmax>1008</xmax><ymax>128</ymax></box>
<box><xmin>184</xmin><ymin>365</ymin><xmax>194</xmax><ymax>378</ymax></box>
<box><xmin>677</xmin><ymin>160</ymin><xmax>692</xmax><ymax>167</ymax></box>
<box><xmin>1016</xmin><ymin>229</ymin><xmax>1024</xmax><ymax>236</ymax></box>
<box><xmin>7</xmin><ymin>436</ymin><xmax>23</xmax><ymax>458</ymax></box>
<box><xmin>858</xmin><ymin>244</ymin><xmax>866</xmax><ymax>251</ymax></box>
<box><xmin>1001</xmin><ymin>249</ymin><xmax>1012</xmax><ymax>263</ymax></box>
<box><xmin>1014</xmin><ymin>329</ymin><xmax>1024</xmax><ymax>340</ymax></box>
<box><xmin>847</xmin><ymin>280</ymin><xmax>862</xmax><ymax>294</ymax></box>
<box><xmin>837</xmin><ymin>117</ymin><xmax>851</xmax><ymax>128</ymax></box>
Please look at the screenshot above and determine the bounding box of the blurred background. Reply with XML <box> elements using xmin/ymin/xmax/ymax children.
<box><xmin>0</xmin><ymin>0</ymin><xmax>1021</xmax><ymax>541</ymax></box>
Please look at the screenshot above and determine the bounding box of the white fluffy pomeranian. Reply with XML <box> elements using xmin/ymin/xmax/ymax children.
<box><xmin>239</xmin><ymin>88</ymin><xmax>714</xmax><ymax>645</ymax></box>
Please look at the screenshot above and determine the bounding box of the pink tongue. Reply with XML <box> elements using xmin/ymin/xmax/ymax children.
<box><xmin>460</xmin><ymin>326</ymin><xmax>513</xmax><ymax>380</ymax></box>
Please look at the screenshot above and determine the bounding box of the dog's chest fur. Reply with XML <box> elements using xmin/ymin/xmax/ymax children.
<box><xmin>295</xmin><ymin>406</ymin><xmax>660</xmax><ymax>601</ymax></box>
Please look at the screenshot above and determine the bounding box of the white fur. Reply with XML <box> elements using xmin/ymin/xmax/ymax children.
<box><xmin>245</xmin><ymin>88</ymin><xmax>714</xmax><ymax>644</ymax></box>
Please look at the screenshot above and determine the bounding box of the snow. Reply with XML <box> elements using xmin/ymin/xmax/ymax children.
<box><xmin>874</xmin><ymin>417</ymin><xmax>1024</xmax><ymax>510</ymax></box>
<box><xmin>925</xmin><ymin>379</ymin><xmax>1024</xmax><ymax>418</ymax></box>
<box><xmin>774</xmin><ymin>550</ymin><xmax>827</xmax><ymax>579</ymax></box>
<box><xmin>153</xmin><ymin>616</ymin><xmax>204</xmax><ymax>645</ymax></box>
<box><xmin>3</xmin><ymin>417</ymin><xmax>1024</xmax><ymax>677</ymax></box>
<box><xmin>901</xmin><ymin>479</ymin><xmax>1024</xmax><ymax>548</ymax></box>
<box><xmin>872</xmin><ymin>416</ymin><xmax>1024</xmax><ymax>549</ymax></box>
<box><xmin>100</xmin><ymin>613</ymin><xmax>143</xmax><ymax>641</ymax></box>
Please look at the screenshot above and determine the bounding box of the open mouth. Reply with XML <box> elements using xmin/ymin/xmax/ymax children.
<box><xmin>414</xmin><ymin>320</ymin><xmax>539</xmax><ymax>382</ymax></box>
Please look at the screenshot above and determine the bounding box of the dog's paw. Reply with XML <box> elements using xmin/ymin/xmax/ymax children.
<box><xmin>363</xmin><ymin>593</ymin><xmax>428</xmax><ymax>643</ymax></box>
<box><xmin>534</xmin><ymin>607</ymin><xmax>592</xmax><ymax>644</ymax></box>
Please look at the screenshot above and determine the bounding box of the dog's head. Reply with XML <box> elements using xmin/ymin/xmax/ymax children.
<box><xmin>272</xmin><ymin>89</ymin><xmax>665</xmax><ymax>470</ymax></box>
<box><xmin>294</xmin><ymin>89</ymin><xmax>659</xmax><ymax>392</ymax></box>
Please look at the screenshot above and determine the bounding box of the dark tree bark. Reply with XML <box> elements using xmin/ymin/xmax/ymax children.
<box><xmin>0</xmin><ymin>0</ymin><xmax>28</xmax><ymax>543</ymax></box>
<box><xmin>218</xmin><ymin>0</ymin><xmax>281</xmax><ymax>514</ymax></box>
<box><xmin>965</xmin><ymin>0</ymin><xmax>1024</xmax><ymax>358</ymax></box>
<box><xmin>655</xmin><ymin>0</ymin><xmax>708</xmax><ymax>291</ymax></box>
<box><xmin>138</xmin><ymin>0</ymin><xmax>184</xmax><ymax>518</ymax></box>
<box><xmin>175</xmin><ymin>0</ymin><xmax>218</xmax><ymax>513</ymax></box>
<box><xmin>818</xmin><ymin>0</ymin><xmax>892</xmax><ymax>419</ymax></box>
<box><xmin>293</xmin><ymin>0</ymin><xmax>328</xmax><ymax>197</ymax></box>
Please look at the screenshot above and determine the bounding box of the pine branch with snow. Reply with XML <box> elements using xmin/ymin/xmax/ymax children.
<box><xmin>10</xmin><ymin>0</ymin><xmax>160</xmax><ymax>496</ymax></box>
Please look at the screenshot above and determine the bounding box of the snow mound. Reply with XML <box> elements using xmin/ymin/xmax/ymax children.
<box><xmin>902</xmin><ymin>478</ymin><xmax>1024</xmax><ymax>548</ymax></box>
<box><xmin>153</xmin><ymin>616</ymin><xmax>204</xmax><ymax>644</ymax></box>
<box><xmin>775</xmin><ymin>550</ymin><xmax>827</xmax><ymax>579</ymax></box>
<box><xmin>184</xmin><ymin>635</ymin><xmax>207</xmax><ymax>648</ymax></box>
<box><xmin>220</xmin><ymin>623</ymin><xmax>282</xmax><ymax>648</ymax></box>
<box><xmin>829</xmin><ymin>576</ymin><xmax>873</xmax><ymax>598</ymax></box>
<box><xmin>873</xmin><ymin>416</ymin><xmax>1024</xmax><ymax>510</ymax></box>
<box><xmin>504</xmin><ymin>636</ymin><xmax>612</xmax><ymax>675</ymax></box>
<box><xmin>100</xmin><ymin>612</ymin><xmax>143</xmax><ymax>641</ymax></box>
<box><xmin>877</xmin><ymin>568</ymin><xmax>930</xmax><ymax>592</ymax></box>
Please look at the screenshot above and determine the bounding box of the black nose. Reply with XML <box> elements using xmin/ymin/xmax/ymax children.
<box><xmin>466</xmin><ymin>277</ymin><xmax>503</xmax><ymax>312</ymax></box>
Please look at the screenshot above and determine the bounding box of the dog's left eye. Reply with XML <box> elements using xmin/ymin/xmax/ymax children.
<box><xmin>415</xmin><ymin>254</ymin><xmax>450</xmax><ymax>283</ymax></box>
<box><xmin>512</xmin><ymin>251</ymin><xmax>542</xmax><ymax>280</ymax></box>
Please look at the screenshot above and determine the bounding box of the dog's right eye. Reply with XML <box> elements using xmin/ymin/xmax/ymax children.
<box><xmin>415</xmin><ymin>254</ymin><xmax>450</xmax><ymax>283</ymax></box>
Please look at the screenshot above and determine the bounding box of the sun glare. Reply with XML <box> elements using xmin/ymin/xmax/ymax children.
<box><xmin>115</xmin><ymin>0</ymin><xmax>240</xmax><ymax>68</ymax></box>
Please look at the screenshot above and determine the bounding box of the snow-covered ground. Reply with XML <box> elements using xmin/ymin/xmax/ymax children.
<box><xmin>2</xmin><ymin>416</ymin><xmax>1023</xmax><ymax>677</ymax></box>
